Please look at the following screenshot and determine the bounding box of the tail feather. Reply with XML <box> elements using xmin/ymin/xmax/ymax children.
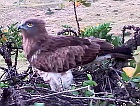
<box><xmin>110</xmin><ymin>46</ymin><xmax>133</xmax><ymax>59</ymax></box>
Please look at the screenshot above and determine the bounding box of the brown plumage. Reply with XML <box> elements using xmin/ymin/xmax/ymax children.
<box><xmin>18</xmin><ymin>19</ymin><xmax>115</xmax><ymax>91</ymax></box>
<box><xmin>19</xmin><ymin>19</ymin><xmax>113</xmax><ymax>73</ymax></box>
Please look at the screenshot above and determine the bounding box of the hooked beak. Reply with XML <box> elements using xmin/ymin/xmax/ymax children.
<box><xmin>18</xmin><ymin>24</ymin><xmax>24</xmax><ymax>30</ymax></box>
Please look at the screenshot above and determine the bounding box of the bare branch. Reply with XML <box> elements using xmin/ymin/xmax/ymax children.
<box><xmin>61</xmin><ymin>95</ymin><xmax>136</xmax><ymax>105</ymax></box>
<box><xmin>24</xmin><ymin>86</ymin><xmax>89</xmax><ymax>102</ymax></box>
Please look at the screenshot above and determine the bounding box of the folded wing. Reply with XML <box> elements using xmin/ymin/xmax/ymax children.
<box><xmin>29</xmin><ymin>36</ymin><xmax>114</xmax><ymax>73</ymax></box>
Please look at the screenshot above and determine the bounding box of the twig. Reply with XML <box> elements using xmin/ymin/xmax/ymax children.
<box><xmin>112</xmin><ymin>68</ymin><xmax>130</xmax><ymax>98</ymax></box>
<box><xmin>73</xmin><ymin>1</ymin><xmax>80</xmax><ymax>36</ymax></box>
<box><xmin>122</xmin><ymin>27</ymin><xmax>125</xmax><ymax>44</ymax></box>
<box><xmin>13</xmin><ymin>48</ymin><xmax>18</xmax><ymax>69</ymax></box>
<box><xmin>57</xmin><ymin>29</ymin><xmax>78</xmax><ymax>36</ymax></box>
<box><xmin>0</xmin><ymin>66</ymin><xmax>7</xmax><ymax>71</ymax></box>
<box><xmin>122</xmin><ymin>25</ymin><xmax>140</xmax><ymax>50</ymax></box>
<box><xmin>23</xmin><ymin>85</ymin><xmax>136</xmax><ymax>105</ymax></box>
<box><xmin>87</xmin><ymin>86</ymin><xmax>112</xmax><ymax>95</ymax></box>
<box><xmin>61</xmin><ymin>95</ymin><xmax>136</xmax><ymax>105</ymax></box>
<box><xmin>106</xmin><ymin>76</ymin><xmax>117</xmax><ymax>105</ymax></box>
<box><xmin>24</xmin><ymin>86</ymin><xmax>89</xmax><ymax>102</ymax></box>
<box><xmin>20</xmin><ymin>86</ymin><xmax>112</xmax><ymax>96</ymax></box>
<box><xmin>23</xmin><ymin>85</ymin><xmax>137</xmax><ymax>105</ymax></box>
<box><xmin>0</xmin><ymin>71</ymin><xmax>7</xmax><ymax>80</ymax></box>
<box><xmin>106</xmin><ymin>76</ymin><xmax>113</xmax><ymax>94</ymax></box>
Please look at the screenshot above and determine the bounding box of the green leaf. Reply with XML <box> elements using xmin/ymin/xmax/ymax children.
<box><xmin>1</xmin><ymin>22</ymin><xmax>22</xmax><ymax>47</ymax></box>
<box><xmin>128</xmin><ymin>59</ymin><xmax>136</xmax><ymax>68</ymax></box>
<box><xmin>133</xmin><ymin>63</ymin><xmax>140</xmax><ymax>77</ymax></box>
<box><xmin>62</xmin><ymin>25</ymin><xmax>72</xmax><ymax>28</ymax></box>
<box><xmin>84</xmin><ymin>90</ymin><xmax>93</xmax><ymax>96</ymax></box>
<box><xmin>87</xmin><ymin>74</ymin><xmax>92</xmax><ymax>80</ymax></box>
<box><xmin>82</xmin><ymin>2</ymin><xmax>91</xmax><ymax>7</ymax></box>
<box><xmin>37</xmin><ymin>83</ymin><xmax>50</xmax><ymax>88</ymax></box>
<box><xmin>71</xmin><ymin>86</ymin><xmax>79</xmax><ymax>95</ymax></box>
<box><xmin>132</xmin><ymin>77</ymin><xmax>140</xmax><ymax>83</ymax></box>
<box><xmin>109</xmin><ymin>104</ymin><xmax>115</xmax><ymax>106</ymax></box>
<box><xmin>34</xmin><ymin>103</ymin><xmax>45</xmax><ymax>106</ymax></box>
<box><xmin>83</xmin><ymin>80</ymin><xmax>97</xmax><ymax>86</ymax></box>
<box><xmin>121</xmin><ymin>72</ymin><xmax>130</xmax><ymax>81</ymax></box>
<box><xmin>111</xmin><ymin>36</ymin><xmax>122</xmax><ymax>46</ymax></box>
<box><xmin>107</xmin><ymin>94</ymin><xmax>114</xmax><ymax>98</ymax></box>
<box><xmin>0</xmin><ymin>82</ymin><xmax>9</xmax><ymax>87</ymax></box>
<box><xmin>133</xmin><ymin>46</ymin><xmax>140</xmax><ymax>77</ymax></box>
<box><xmin>133</xmin><ymin>46</ymin><xmax>140</xmax><ymax>63</ymax></box>
<box><xmin>80</xmin><ymin>23</ymin><xmax>112</xmax><ymax>40</ymax></box>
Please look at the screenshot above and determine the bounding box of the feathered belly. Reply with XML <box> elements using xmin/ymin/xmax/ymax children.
<box><xmin>35</xmin><ymin>68</ymin><xmax>73</xmax><ymax>91</ymax></box>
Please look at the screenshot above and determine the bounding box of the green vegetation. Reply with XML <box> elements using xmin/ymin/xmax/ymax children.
<box><xmin>0</xmin><ymin>22</ymin><xmax>22</xmax><ymax>47</ymax></box>
<box><xmin>80</xmin><ymin>23</ymin><xmax>122</xmax><ymax>46</ymax></box>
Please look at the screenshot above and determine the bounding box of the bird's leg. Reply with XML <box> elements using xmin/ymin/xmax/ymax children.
<box><xmin>48</xmin><ymin>73</ymin><xmax>64</xmax><ymax>91</ymax></box>
<box><xmin>60</xmin><ymin>69</ymin><xmax>74</xmax><ymax>90</ymax></box>
<box><xmin>48</xmin><ymin>70</ymin><xmax>74</xmax><ymax>91</ymax></box>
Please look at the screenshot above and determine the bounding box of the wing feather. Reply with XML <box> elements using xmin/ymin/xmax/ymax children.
<box><xmin>28</xmin><ymin>36</ymin><xmax>113</xmax><ymax>72</ymax></box>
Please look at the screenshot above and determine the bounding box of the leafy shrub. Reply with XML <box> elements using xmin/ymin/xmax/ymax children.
<box><xmin>80</xmin><ymin>23</ymin><xmax>122</xmax><ymax>46</ymax></box>
<box><xmin>81</xmin><ymin>23</ymin><xmax>112</xmax><ymax>38</ymax></box>
<box><xmin>82</xmin><ymin>74</ymin><xmax>97</xmax><ymax>96</ymax></box>
<box><xmin>0</xmin><ymin>23</ymin><xmax>22</xmax><ymax>47</ymax></box>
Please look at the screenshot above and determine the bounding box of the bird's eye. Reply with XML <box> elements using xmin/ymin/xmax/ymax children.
<box><xmin>26</xmin><ymin>23</ymin><xmax>33</xmax><ymax>27</ymax></box>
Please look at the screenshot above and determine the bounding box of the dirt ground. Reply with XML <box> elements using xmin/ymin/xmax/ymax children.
<box><xmin>0</xmin><ymin>0</ymin><xmax>140</xmax><ymax>35</ymax></box>
<box><xmin>0</xmin><ymin>0</ymin><xmax>140</xmax><ymax>72</ymax></box>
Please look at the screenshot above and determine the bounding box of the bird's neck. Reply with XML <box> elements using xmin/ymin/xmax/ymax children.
<box><xmin>22</xmin><ymin>31</ymin><xmax>50</xmax><ymax>60</ymax></box>
<box><xmin>22</xmin><ymin>36</ymin><xmax>39</xmax><ymax>59</ymax></box>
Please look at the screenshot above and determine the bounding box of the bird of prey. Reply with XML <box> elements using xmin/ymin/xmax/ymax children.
<box><xmin>18</xmin><ymin>19</ymin><xmax>132</xmax><ymax>91</ymax></box>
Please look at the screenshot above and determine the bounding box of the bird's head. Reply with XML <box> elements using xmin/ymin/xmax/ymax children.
<box><xmin>18</xmin><ymin>19</ymin><xmax>47</xmax><ymax>37</ymax></box>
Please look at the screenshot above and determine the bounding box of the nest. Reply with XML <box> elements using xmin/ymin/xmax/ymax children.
<box><xmin>0</xmin><ymin>61</ymin><xmax>139</xmax><ymax>106</ymax></box>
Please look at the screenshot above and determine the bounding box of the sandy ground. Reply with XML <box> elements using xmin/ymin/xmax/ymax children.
<box><xmin>0</xmin><ymin>0</ymin><xmax>140</xmax><ymax>35</ymax></box>
<box><xmin>0</xmin><ymin>0</ymin><xmax>140</xmax><ymax>73</ymax></box>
